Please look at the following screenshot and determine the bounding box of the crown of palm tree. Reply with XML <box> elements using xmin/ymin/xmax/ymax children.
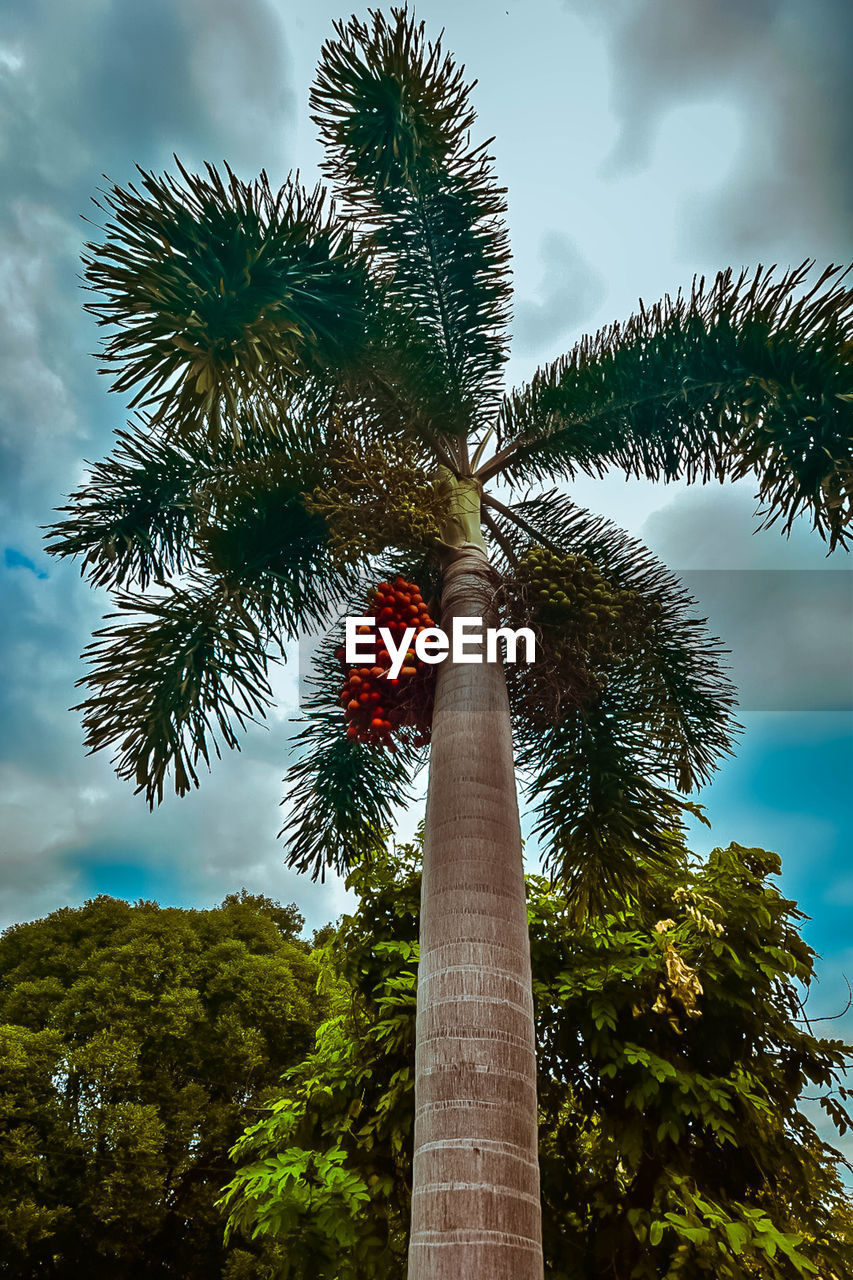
<box><xmin>47</xmin><ymin>7</ymin><xmax>852</xmax><ymax>912</ymax></box>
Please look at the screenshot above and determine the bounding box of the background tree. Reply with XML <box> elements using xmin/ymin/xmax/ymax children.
<box><xmin>223</xmin><ymin>836</ymin><xmax>853</xmax><ymax>1280</ymax></box>
<box><xmin>46</xmin><ymin>9</ymin><xmax>853</xmax><ymax>1276</ymax></box>
<box><xmin>0</xmin><ymin>892</ymin><xmax>322</xmax><ymax>1279</ymax></box>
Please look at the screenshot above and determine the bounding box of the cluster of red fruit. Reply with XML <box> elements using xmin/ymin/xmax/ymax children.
<box><xmin>335</xmin><ymin>578</ymin><xmax>436</xmax><ymax>750</ymax></box>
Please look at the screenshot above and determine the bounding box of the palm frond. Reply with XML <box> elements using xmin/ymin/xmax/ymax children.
<box><xmin>281</xmin><ymin>626</ymin><xmax>425</xmax><ymax>882</ymax></box>
<box><xmin>484</xmin><ymin>263</ymin><xmax>853</xmax><ymax>549</ymax></box>
<box><xmin>312</xmin><ymin>7</ymin><xmax>512</xmax><ymax>437</ymax></box>
<box><xmin>191</xmin><ymin>449</ymin><xmax>365</xmax><ymax>638</ymax></box>
<box><xmin>525</xmin><ymin>717</ymin><xmax>694</xmax><ymax>920</ymax></box>
<box><xmin>83</xmin><ymin>162</ymin><xmax>372</xmax><ymax>444</ymax></box>
<box><xmin>484</xmin><ymin>490</ymin><xmax>737</xmax><ymax>911</ymax></box>
<box><xmin>45</xmin><ymin>423</ymin><xmax>202</xmax><ymax>589</ymax></box>
<box><xmin>497</xmin><ymin>489</ymin><xmax>739</xmax><ymax>790</ymax></box>
<box><xmin>76</xmin><ymin>582</ymin><xmax>276</xmax><ymax>807</ymax></box>
<box><xmin>46</xmin><ymin>414</ymin><xmax>366</xmax><ymax>636</ymax></box>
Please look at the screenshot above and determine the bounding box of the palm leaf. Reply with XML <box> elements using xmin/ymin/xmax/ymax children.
<box><xmin>45</xmin><ymin>423</ymin><xmax>200</xmax><ymax>590</ymax></box>
<box><xmin>191</xmin><ymin>449</ymin><xmax>365</xmax><ymax>637</ymax></box>
<box><xmin>76</xmin><ymin>582</ymin><xmax>276</xmax><ymax>807</ymax></box>
<box><xmin>83</xmin><ymin>163</ymin><xmax>372</xmax><ymax>444</ymax></box>
<box><xmin>493</xmin><ymin>489</ymin><xmax>739</xmax><ymax>787</ymax></box>
<box><xmin>486</xmin><ymin>491</ymin><xmax>738</xmax><ymax>912</ymax></box>
<box><xmin>47</xmin><ymin>418</ymin><xmax>364</xmax><ymax>637</ymax></box>
<box><xmin>312</xmin><ymin>7</ymin><xmax>512</xmax><ymax>439</ymax></box>
<box><xmin>281</xmin><ymin>621</ymin><xmax>425</xmax><ymax>882</ymax></box>
<box><xmin>483</xmin><ymin>263</ymin><xmax>853</xmax><ymax>549</ymax></box>
<box><xmin>525</xmin><ymin>715</ymin><xmax>695</xmax><ymax>920</ymax></box>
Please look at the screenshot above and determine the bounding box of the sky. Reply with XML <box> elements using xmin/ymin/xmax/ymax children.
<box><xmin>1</xmin><ymin>0</ymin><xmax>851</xmax><ymax>1130</ymax></box>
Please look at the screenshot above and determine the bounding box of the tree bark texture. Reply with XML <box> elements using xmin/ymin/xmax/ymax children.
<box><xmin>408</xmin><ymin>544</ymin><xmax>544</xmax><ymax>1280</ymax></box>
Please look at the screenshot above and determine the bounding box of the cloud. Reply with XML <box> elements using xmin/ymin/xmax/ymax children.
<box><xmin>641</xmin><ymin>485</ymin><xmax>849</xmax><ymax>571</ymax></box>
<box><xmin>0</xmin><ymin>0</ymin><xmax>292</xmax><ymax>184</ymax></box>
<box><xmin>0</xmin><ymin>0</ymin><xmax>293</xmax><ymax>521</ymax></box>
<box><xmin>565</xmin><ymin>0</ymin><xmax>853</xmax><ymax>256</ymax></box>
<box><xmin>640</xmin><ymin>488</ymin><xmax>853</xmax><ymax>712</ymax></box>
<box><xmin>512</xmin><ymin>230</ymin><xmax>604</xmax><ymax>356</ymax></box>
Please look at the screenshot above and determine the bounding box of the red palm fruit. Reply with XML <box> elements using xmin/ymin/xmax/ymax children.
<box><xmin>346</xmin><ymin>726</ymin><xmax>358</xmax><ymax>739</ymax></box>
<box><xmin>359</xmin><ymin>691</ymin><xmax>372</xmax><ymax>704</ymax></box>
<box><xmin>347</xmin><ymin>699</ymin><xmax>360</xmax><ymax>712</ymax></box>
<box><xmin>370</xmin><ymin>717</ymin><xmax>385</xmax><ymax>730</ymax></box>
<box><xmin>400</xmin><ymin>666</ymin><xmax>417</xmax><ymax>677</ymax></box>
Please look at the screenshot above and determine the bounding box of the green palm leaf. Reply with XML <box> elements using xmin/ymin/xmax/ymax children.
<box><xmin>45</xmin><ymin>422</ymin><xmax>201</xmax><ymax>589</ymax></box>
<box><xmin>312</xmin><ymin>8</ymin><xmax>512</xmax><ymax>438</ymax></box>
<box><xmin>488</xmin><ymin>491</ymin><xmax>737</xmax><ymax>913</ymax></box>
<box><xmin>76</xmin><ymin>582</ymin><xmax>276</xmax><ymax>807</ymax></box>
<box><xmin>482</xmin><ymin>263</ymin><xmax>853</xmax><ymax>549</ymax></box>
<box><xmin>47</xmin><ymin>418</ymin><xmax>365</xmax><ymax>638</ymax></box>
<box><xmin>84</xmin><ymin>163</ymin><xmax>372</xmax><ymax>444</ymax></box>
<box><xmin>191</xmin><ymin>449</ymin><xmax>365</xmax><ymax>637</ymax></box>
<box><xmin>524</xmin><ymin>715</ymin><xmax>695</xmax><ymax>919</ymax></box>
<box><xmin>281</xmin><ymin>628</ymin><xmax>425</xmax><ymax>882</ymax></box>
<box><xmin>495</xmin><ymin>489</ymin><xmax>739</xmax><ymax>786</ymax></box>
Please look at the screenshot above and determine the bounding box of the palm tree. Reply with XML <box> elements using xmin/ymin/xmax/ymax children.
<box><xmin>47</xmin><ymin>10</ymin><xmax>852</xmax><ymax>1279</ymax></box>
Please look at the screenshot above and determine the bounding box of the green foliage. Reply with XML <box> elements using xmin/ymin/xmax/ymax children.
<box><xmin>224</xmin><ymin>839</ymin><xmax>853</xmax><ymax>1279</ymax></box>
<box><xmin>531</xmin><ymin>841</ymin><xmax>853</xmax><ymax>1277</ymax></box>
<box><xmin>312</xmin><ymin>8</ymin><xmax>512</xmax><ymax>433</ymax></box>
<box><xmin>47</xmin><ymin>435</ymin><xmax>365</xmax><ymax>808</ymax></box>
<box><xmin>281</xmin><ymin>642</ymin><xmax>427</xmax><ymax>881</ymax></box>
<box><xmin>44</xmin><ymin>426</ymin><xmax>201</xmax><ymax>590</ymax></box>
<box><xmin>222</xmin><ymin>844</ymin><xmax>420</xmax><ymax>1278</ymax></box>
<box><xmin>486</xmin><ymin>262</ymin><xmax>853</xmax><ymax>550</ymax></box>
<box><xmin>489</xmin><ymin>490</ymin><xmax>739</xmax><ymax>914</ymax></box>
<box><xmin>0</xmin><ymin>892</ymin><xmax>324</xmax><ymax>1279</ymax></box>
<box><xmin>84</xmin><ymin>163</ymin><xmax>371</xmax><ymax>444</ymax></box>
<box><xmin>76</xmin><ymin>582</ymin><xmax>276</xmax><ymax>807</ymax></box>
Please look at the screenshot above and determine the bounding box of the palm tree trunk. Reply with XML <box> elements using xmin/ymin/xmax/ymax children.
<box><xmin>408</xmin><ymin>541</ymin><xmax>544</xmax><ymax>1280</ymax></box>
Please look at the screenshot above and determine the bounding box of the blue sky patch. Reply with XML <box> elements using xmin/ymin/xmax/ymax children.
<box><xmin>4</xmin><ymin>547</ymin><xmax>48</xmax><ymax>579</ymax></box>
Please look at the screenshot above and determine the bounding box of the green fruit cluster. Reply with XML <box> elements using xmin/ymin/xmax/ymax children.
<box><xmin>304</xmin><ymin>433</ymin><xmax>450</xmax><ymax>563</ymax></box>
<box><xmin>517</xmin><ymin>545</ymin><xmax>639</xmax><ymax>664</ymax></box>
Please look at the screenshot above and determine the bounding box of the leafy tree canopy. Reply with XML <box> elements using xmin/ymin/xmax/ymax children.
<box><xmin>0</xmin><ymin>891</ymin><xmax>323</xmax><ymax>1280</ymax></box>
<box><xmin>223</xmin><ymin>837</ymin><xmax>853</xmax><ymax>1280</ymax></box>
